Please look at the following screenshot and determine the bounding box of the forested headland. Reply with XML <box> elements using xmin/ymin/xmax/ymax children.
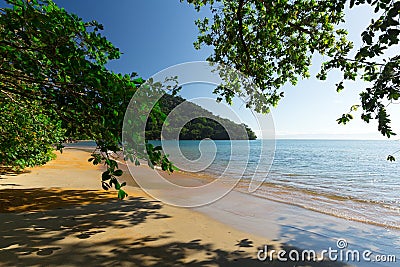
<box><xmin>145</xmin><ymin>94</ymin><xmax>257</xmax><ymax>140</ymax></box>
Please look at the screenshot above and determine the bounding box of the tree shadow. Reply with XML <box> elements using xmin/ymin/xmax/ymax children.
<box><xmin>0</xmin><ymin>188</ymin><xmax>169</xmax><ymax>265</ymax></box>
<box><xmin>0</xmin><ymin>188</ymin><xmax>120</xmax><ymax>213</ymax></box>
<box><xmin>0</xmin><ymin>167</ymin><xmax>30</xmax><ymax>176</ymax></box>
<box><xmin>0</xmin><ymin>188</ymin><xmax>351</xmax><ymax>266</ymax></box>
<box><xmin>0</xmin><ymin>236</ymin><xmax>352</xmax><ymax>266</ymax></box>
<box><xmin>0</xmin><ymin>183</ymin><xmax>20</xmax><ymax>187</ymax></box>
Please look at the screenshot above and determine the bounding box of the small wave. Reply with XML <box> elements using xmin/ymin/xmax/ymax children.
<box><xmin>234</xmin><ymin>179</ymin><xmax>400</xmax><ymax>230</ymax></box>
<box><xmin>177</xmin><ymin>169</ymin><xmax>400</xmax><ymax>230</ymax></box>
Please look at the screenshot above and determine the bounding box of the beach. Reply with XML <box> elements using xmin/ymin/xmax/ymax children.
<box><xmin>0</xmin><ymin>148</ymin><xmax>398</xmax><ymax>266</ymax></box>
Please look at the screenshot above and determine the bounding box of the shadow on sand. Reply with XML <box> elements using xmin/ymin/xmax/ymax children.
<box><xmin>0</xmin><ymin>167</ymin><xmax>30</xmax><ymax>176</ymax></box>
<box><xmin>0</xmin><ymin>188</ymin><xmax>350</xmax><ymax>266</ymax></box>
<box><xmin>0</xmin><ymin>188</ymin><xmax>118</xmax><ymax>213</ymax></box>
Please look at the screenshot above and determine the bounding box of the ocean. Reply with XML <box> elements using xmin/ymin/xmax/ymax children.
<box><xmin>151</xmin><ymin>139</ymin><xmax>400</xmax><ymax>229</ymax></box>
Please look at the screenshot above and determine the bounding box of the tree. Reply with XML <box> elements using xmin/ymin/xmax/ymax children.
<box><xmin>3</xmin><ymin>0</ymin><xmax>397</xmax><ymax>202</ymax></box>
<box><xmin>184</xmin><ymin>0</ymin><xmax>400</xmax><ymax>154</ymax></box>
<box><xmin>145</xmin><ymin>93</ymin><xmax>257</xmax><ymax>140</ymax></box>
<box><xmin>0</xmin><ymin>0</ymin><xmax>174</xmax><ymax>198</ymax></box>
<box><xmin>0</xmin><ymin>98</ymin><xmax>65</xmax><ymax>169</ymax></box>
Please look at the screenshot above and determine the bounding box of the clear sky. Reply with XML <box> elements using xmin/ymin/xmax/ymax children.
<box><xmin>20</xmin><ymin>1</ymin><xmax>400</xmax><ymax>139</ymax></box>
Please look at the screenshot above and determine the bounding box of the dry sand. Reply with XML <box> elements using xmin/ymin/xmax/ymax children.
<box><xmin>0</xmin><ymin>148</ymin><xmax>395</xmax><ymax>266</ymax></box>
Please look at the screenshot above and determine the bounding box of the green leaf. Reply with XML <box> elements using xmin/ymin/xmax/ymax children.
<box><xmin>114</xmin><ymin>169</ymin><xmax>123</xmax><ymax>176</ymax></box>
<box><xmin>336</xmin><ymin>82</ymin><xmax>344</xmax><ymax>93</ymax></box>
<box><xmin>102</xmin><ymin>182</ymin><xmax>110</xmax><ymax>190</ymax></box>
<box><xmin>117</xmin><ymin>189</ymin><xmax>128</xmax><ymax>199</ymax></box>
<box><xmin>387</xmin><ymin>155</ymin><xmax>396</xmax><ymax>162</ymax></box>
<box><xmin>135</xmin><ymin>159</ymin><xmax>140</xmax><ymax>166</ymax></box>
<box><xmin>115</xmin><ymin>183</ymin><xmax>121</xmax><ymax>190</ymax></box>
<box><xmin>171</xmin><ymin>165</ymin><xmax>180</xmax><ymax>171</ymax></box>
<box><xmin>102</xmin><ymin>171</ymin><xmax>111</xmax><ymax>181</ymax></box>
<box><xmin>350</xmin><ymin>105</ymin><xmax>360</xmax><ymax>112</ymax></box>
<box><xmin>362</xmin><ymin>32</ymin><xmax>373</xmax><ymax>45</ymax></box>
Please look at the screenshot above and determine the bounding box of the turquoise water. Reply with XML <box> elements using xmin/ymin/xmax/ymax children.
<box><xmin>153</xmin><ymin>139</ymin><xmax>400</xmax><ymax>229</ymax></box>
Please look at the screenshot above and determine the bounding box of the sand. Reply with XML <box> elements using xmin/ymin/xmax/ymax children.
<box><xmin>0</xmin><ymin>148</ymin><xmax>398</xmax><ymax>266</ymax></box>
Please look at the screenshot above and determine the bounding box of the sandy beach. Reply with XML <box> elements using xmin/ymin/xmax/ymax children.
<box><xmin>0</xmin><ymin>148</ymin><xmax>398</xmax><ymax>266</ymax></box>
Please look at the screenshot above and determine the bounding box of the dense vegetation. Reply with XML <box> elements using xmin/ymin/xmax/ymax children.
<box><xmin>1</xmin><ymin>0</ymin><xmax>399</xmax><ymax>199</ymax></box>
<box><xmin>0</xmin><ymin>98</ymin><xmax>65</xmax><ymax>168</ymax></box>
<box><xmin>145</xmin><ymin>94</ymin><xmax>257</xmax><ymax>140</ymax></box>
<box><xmin>186</xmin><ymin>0</ymin><xmax>400</xmax><ymax>159</ymax></box>
<box><xmin>0</xmin><ymin>0</ymin><xmax>175</xmax><ymax>198</ymax></box>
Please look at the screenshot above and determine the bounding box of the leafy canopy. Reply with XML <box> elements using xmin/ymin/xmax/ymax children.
<box><xmin>185</xmin><ymin>0</ymin><xmax>349</xmax><ymax>112</ymax></box>
<box><xmin>185</xmin><ymin>0</ymin><xmax>400</xmax><ymax>145</ymax></box>
<box><xmin>0</xmin><ymin>0</ymin><xmax>174</xmax><ymax>198</ymax></box>
<box><xmin>0</xmin><ymin>98</ymin><xmax>65</xmax><ymax>168</ymax></box>
<box><xmin>3</xmin><ymin>0</ymin><xmax>398</xmax><ymax>199</ymax></box>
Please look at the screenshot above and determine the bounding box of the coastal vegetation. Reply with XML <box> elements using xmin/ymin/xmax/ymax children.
<box><xmin>1</xmin><ymin>0</ymin><xmax>399</xmax><ymax>198</ymax></box>
<box><xmin>186</xmin><ymin>0</ymin><xmax>400</xmax><ymax>158</ymax></box>
<box><xmin>146</xmin><ymin>94</ymin><xmax>257</xmax><ymax>140</ymax></box>
<box><xmin>0</xmin><ymin>0</ymin><xmax>173</xmax><ymax>198</ymax></box>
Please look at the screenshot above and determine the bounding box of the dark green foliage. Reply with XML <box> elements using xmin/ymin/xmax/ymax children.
<box><xmin>184</xmin><ymin>0</ymin><xmax>349</xmax><ymax>113</ymax></box>
<box><xmin>1</xmin><ymin>0</ymin><xmax>135</xmax><ymax>167</ymax></box>
<box><xmin>0</xmin><ymin>98</ymin><xmax>65</xmax><ymax>169</ymax></box>
<box><xmin>0</xmin><ymin>0</ymin><xmax>173</xmax><ymax>198</ymax></box>
<box><xmin>145</xmin><ymin>94</ymin><xmax>257</xmax><ymax>140</ymax></box>
<box><xmin>387</xmin><ymin>155</ymin><xmax>395</xmax><ymax>162</ymax></box>
<box><xmin>185</xmin><ymin>0</ymin><xmax>400</xmax><ymax>160</ymax></box>
<box><xmin>321</xmin><ymin>0</ymin><xmax>400</xmax><ymax>142</ymax></box>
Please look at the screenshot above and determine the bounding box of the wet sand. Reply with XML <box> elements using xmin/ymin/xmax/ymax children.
<box><xmin>0</xmin><ymin>148</ymin><xmax>398</xmax><ymax>266</ymax></box>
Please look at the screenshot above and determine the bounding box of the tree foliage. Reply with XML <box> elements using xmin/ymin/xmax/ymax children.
<box><xmin>0</xmin><ymin>0</ymin><xmax>173</xmax><ymax>198</ymax></box>
<box><xmin>322</xmin><ymin>0</ymin><xmax>400</xmax><ymax>140</ymax></box>
<box><xmin>184</xmin><ymin>0</ymin><xmax>349</xmax><ymax>112</ymax></box>
<box><xmin>2</xmin><ymin>0</ymin><xmax>398</xmax><ymax>201</ymax></box>
<box><xmin>0</xmin><ymin>97</ymin><xmax>65</xmax><ymax>169</ymax></box>
<box><xmin>145</xmin><ymin>94</ymin><xmax>257</xmax><ymax>140</ymax></box>
<box><xmin>185</xmin><ymin>0</ymin><xmax>399</xmax><ymax>143</ymax></box>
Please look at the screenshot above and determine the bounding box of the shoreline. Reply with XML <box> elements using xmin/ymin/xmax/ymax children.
<box><xmin>145</xmin><ymin>168</ymin><xmax>400</xmax><ymax>230</ymax></box>
<box><xmin>143</xmin><ymin>139</ymin><xmax>400</xmax><ymax>230</ymax></box>
<box><xmin>121</xmin><ymin>151</ymin><xmax>400</xmax><ymax>267</ymax></box>
<box><xmin>1</xmin><ymin>148</ymin><xmax>398</xmax><ymax>266</ymax></box>
<box><xmin>0</xmin><ymin>149</ymin><xmax>279</xmax><ymax>266</ymax></box>
<box><xmin>123</xmin><ymin>154</ymin><xmax>400</xmax><ymax>231</ymax></box>
<box><xmin>64</xmin><ymin>145</ymin><xmax>400</xmax><ymax>237</ymax></box>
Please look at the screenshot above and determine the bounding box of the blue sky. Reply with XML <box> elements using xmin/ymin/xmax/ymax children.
<box><xmin>20</xmin><ymin>1</ymin><xmax>400</xmax><ymax>139</ymax></box>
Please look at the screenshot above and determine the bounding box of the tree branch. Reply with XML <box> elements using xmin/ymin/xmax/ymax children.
<box><xmin>237</xmin><ymin>0</ymin><xmax>251</xmax><ymax>70</ymax></box>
